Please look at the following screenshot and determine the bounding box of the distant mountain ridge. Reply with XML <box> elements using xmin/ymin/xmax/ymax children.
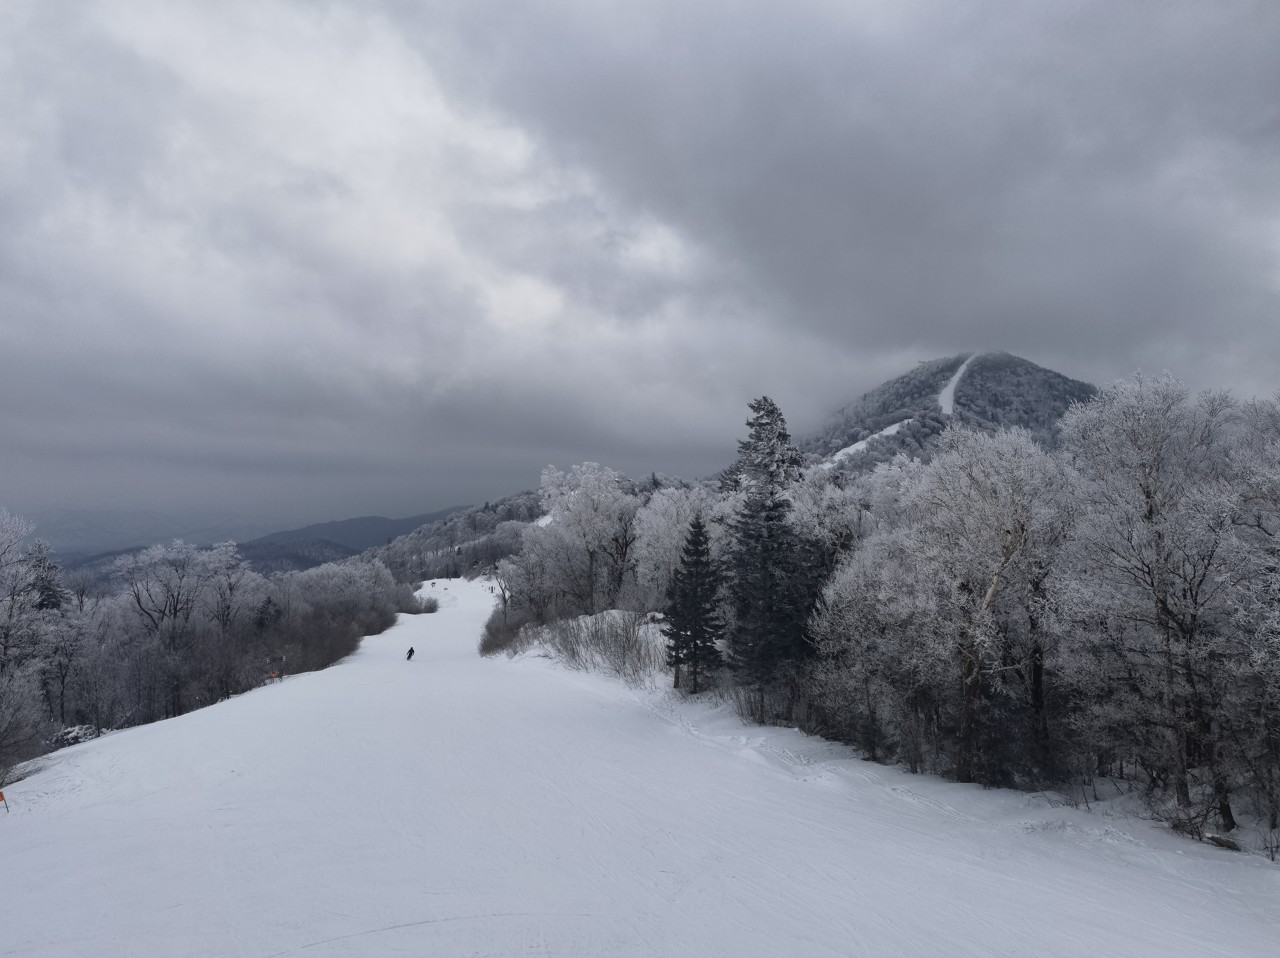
<box><xmin>801</xmin><ymin>352</ymin><xmax>1096</xmax><ymax>471</ymax></box>
<box><xmin>233</xmin><ymin>537</ymin><xmax>360</xmax><ymax>575</ymax></box>
<box><xmin>237</xmin><ymin>507</ymin><xmax>468</xmax><ymax>553</ymax></box>
<box><xmin>21</xmin><ymin>508</ymin><xmax>270</xmax><ymax>558</ymax></box>
<box><xmin>30</xmin><ymin>506</ymin><xmax>469</xmax><ymax>571</ymax></box>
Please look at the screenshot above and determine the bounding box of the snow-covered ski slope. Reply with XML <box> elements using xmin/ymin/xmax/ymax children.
<box><xmin>5</xmin><ymin>578</ymin><xmax>1278</xmax><ymax>957</ymax></box>
<box><xmin>823</xmin><ymin>418</ymin><xmax>910</xmax><ymax>466</ymax></box>
<box><xmin>937</xmin><ymin>352</ymin><xmax>976</xmax><ymax>415</ymax></box>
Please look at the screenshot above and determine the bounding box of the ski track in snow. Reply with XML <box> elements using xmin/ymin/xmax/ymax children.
<box><xmin>938</xmin><ymin>353</ymin><xmax>977</xmax><ymax>416</ymax></box>
<box><xmin>4</xmin><ymin>577</ymin><xmax>1279</xmax><ymax>957</ymax></box>
<box><xmin>824</xmin><ymin>419</ymin><xmax>910</xmax><ymax>467</ymax></box>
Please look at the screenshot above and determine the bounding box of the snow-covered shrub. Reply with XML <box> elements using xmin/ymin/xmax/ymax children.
<box><xmin>50</xmin><ymin>725</ymin><xmax>100</xmax><ymax>749</ymax></box>
<box><xmin>478</xmin><ymin>606</ymin><xmax>534</xmax><ymax>657</ymax></box>
<box><xmin>531</xmin><ymin>611</ymin><xmax>665</xmax><ymax>685</ymax></box>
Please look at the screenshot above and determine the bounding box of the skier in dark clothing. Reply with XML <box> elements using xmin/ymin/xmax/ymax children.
<box><xmin>406</xmin><ymin>647</ymin><xmax>415</xmax><ymax>661</ymax></box>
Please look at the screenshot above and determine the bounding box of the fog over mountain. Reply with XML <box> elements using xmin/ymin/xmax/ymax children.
<box><xmin>3</xmin><ymin>1</ymin><xmax>1277</xmax><ymax>529</ymax></box>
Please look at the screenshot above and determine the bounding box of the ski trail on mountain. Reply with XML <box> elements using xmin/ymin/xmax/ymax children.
<box><xmin>938</xmin><ymin>352</ymin><xmax>977</xmax><ymax>415</ymax></box>
<box><xmin>823</xmin><ymin>419</ymin><xmax>910</xmax><ymax>466</ymax></box>
<box><xmin>823</xmin><ymin>354</ymin><xmax>977</xmax><ymax>468</ymax></box>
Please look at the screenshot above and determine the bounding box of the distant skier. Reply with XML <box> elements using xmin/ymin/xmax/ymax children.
<box><xmin>406</xmin><ymin>647</ymin><xmax>415</xmax><ymax>661</ymax></box>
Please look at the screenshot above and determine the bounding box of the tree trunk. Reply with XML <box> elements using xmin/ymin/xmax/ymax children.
<box><xmin>1030</xmin><ymin>638</ymin><xmax>1047</xmax><ymax>764</ymax></box>
<box><xmin>1161</xmin><ymin>627</ymin><xmax>1191</xmax><ymax>808</ymax></box>
<box><xmin>1213</xmin><ymin>766</ymin><xmax>1237</xmax><ymax>832</ymax></box>
<box><xmin>956</xmin><ymin>649</ymin><xmax>979</xmax><ymax>784</ymax></box>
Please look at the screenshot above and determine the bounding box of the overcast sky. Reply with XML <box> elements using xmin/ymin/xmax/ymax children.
<box><xmin>3</xmin><ymin>0</ymin><xmax>1278</xmax><ymax>529</ymax></box>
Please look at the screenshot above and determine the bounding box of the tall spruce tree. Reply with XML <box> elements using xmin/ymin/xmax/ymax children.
<box><xmin>661</xmin><ymin>514</ymin><xmax>724</xmax><ymax>693</ymax></box>
<box><xmin>24</xmin><ymin>540</ymin><xmax>66</xmax><ymax>611</ymax></box>
<box><xmin>725</xmin><ymin>397</ymin><xmax>822</xmax><ymax>712</ymax></box>
<box><xmin>721</xmin><ymin>396</ymin><xmax>805</xmax><ymax>493</ymax></box>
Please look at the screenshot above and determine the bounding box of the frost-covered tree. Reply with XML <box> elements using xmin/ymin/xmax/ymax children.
<box><xmin>0</xmin><ymin>504</ymin><xmax>415</xmax><ymax>763</ymax></box>
<box><xmin>532</xmin><ymin>463</ymin><xmax>641</xmax><ymax>615</ymax></box>
<box><xmin>22</xmin><ymin>540</ymin><xmax>66</xmax><ymax>611</ymax></box>
<box><xmin>114</xmin><ymin>540</ymin><xmax>210</xmax><ymax>719</ymax></box>
<box><xmin>661</xmin><ymin>515</ymin><xmax>724</xmax><ymax>693</ymax></box>
<box><xmin>631</xmin><ymin>484</ymin><xmax>717</xmax><ymax>611</ymax></box>
<box><xmin>788</xmin><ymin>471</ymin><xmax>868</xmax><ymax>578</ymax></box>
<box><xmin>721</xmin><ymin>396</ymin><xmax>805</xmax><ymax>493</ymax></box>
<box><xmin>0</xmin><ymin>510</ymin><xmax>38</xmax><ymax>670</ymax></box>
<box><xmin>811</xmin><ymin>428</ymin><xmax>1076</xmax><ymax>783</ymax></box>
<box><xmin>0</xmin><ymin>517</ymin><xmax>61</xmax><ymax>761</ymax></box>
<box><xmin>115</xmin><ymin>540</ymin><xmax>207</xmax><ymax>654</ymax></box>
<box><xmin>39</xmin><ymin>609</ymin><xmax>87</xmax><ymax>726</ymax></box>
<box><xmin>1229</xmin><ymin>542</ymin><xmax>1280</xmax><ymax>849</ymax></box>
<box><xmin>1060</xmin><ymin>374</ymin><xmax>1244</xmax><ymax>827</ymax></box>
<box><xmin>0</xmin><ymin>663</ymin><xmax>49</xmax><ymax>785</ymax></box>
<box><xmin>201</xmin><ymin>542</ymin><xmax>264</xmax><ymax>637</ymax></box>
<box><xmin>810</xmin><ymin>538</ymin><xmax>919</xmax><ymax>766</ymax></box>
<box><xmin>114</xmin><ymin>540</ymin><xmax>277</xmax><ymax>717</ymax></box>
<box><xmin>495</xmin><ymin>532</ymin><xmax>562</xmax><ymax>624</ymax></box>
<box><xmin>900</xmin><ymin>427</ymin><xmax>1076</xmax><ymax>782</ymax></box>
<box><xmin>1223</xmin><ymin>394</ymin><xmax>1280</xmax><ymax>847</ymax></box>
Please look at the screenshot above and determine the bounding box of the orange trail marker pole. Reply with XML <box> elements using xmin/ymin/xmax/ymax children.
<box><xmin>1</xmin><ymin>790</ymin><xmax>8</xmax><ymax>812</ymax></box>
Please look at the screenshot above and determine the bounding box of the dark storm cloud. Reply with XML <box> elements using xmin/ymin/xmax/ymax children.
<box><xmin>388</xmin><ymin>0</ymin><xmax>1280</xmax><ymax>389</ymax></box>
<box><xmin>2</xmin><ymin>0</ymin><xmax>1278</xmax><ymax>537</ymax></box>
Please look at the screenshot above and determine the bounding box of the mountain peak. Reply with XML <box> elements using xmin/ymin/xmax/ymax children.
<box><xmin>802</xmin><ymin>352</ymin><xmax>1095</xmax><ymax>470</ymax></box>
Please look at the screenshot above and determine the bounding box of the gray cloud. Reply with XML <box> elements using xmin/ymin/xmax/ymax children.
<box><xmin>393</xmin><ymin>0</ymin><xmax>1280</xmax><ymax>378</ymax></box>
<box><xmin>3</xmin><ymin>0</ymin><xmax>1278</xmax><ymax>535</ymax></box>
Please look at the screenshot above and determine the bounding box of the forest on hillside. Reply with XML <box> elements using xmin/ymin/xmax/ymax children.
<box><xmin>799</xmin><ymin>353</ymin><xmax>1097</xmax><ymax>471</ymax></box>
<box><xmin>469</xmin><ymin>375</ymin><xmax>1280</xmax><ymax>854</ymax></box>
<box><xmin>0</xmin><ymin>530</ymin><xmax>422</xmax><ymax>784</ymax></box>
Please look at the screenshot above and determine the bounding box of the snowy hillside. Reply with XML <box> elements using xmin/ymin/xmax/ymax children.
<box><xmin>803</xmin><ymin>351</ymin><xmax>1096</xmax><ymax>471</ymax></box>
<box><xmin>4</xmin><ymin>578</ymin><xmax>1278</xmax><ymax>957</ymax></box>
<box><xmin>823</xmin><ymin>354</ymin><xmax>979</xmax><ymax>467</ymax></box>
<box><xmin>802</xmin><ymin>354</ymin><xmax>967</xmax><ymax>462</ymax></box>
<box><xmin>951</xmin><ymin>351</ymin><xmax>1097</xmax><ymax>443</ymax></box>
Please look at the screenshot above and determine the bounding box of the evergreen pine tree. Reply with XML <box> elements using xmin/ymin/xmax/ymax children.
<box><xmin>662</xmin><ymin>515</ymin><xmax>724</xmax><ymax>694</ymax></box>
<box><xmin>726</xmin><ymin>488</ymin><xmax>817</xmax><ymax>681</ymax></box>
<box><xmin>23</xmin><ymin>540</ymin><xmax>66</xmax><ymax>611</ymax></box>
<box><xmin>724</xmin><ymin>397</ymin><xmax>823</xmax><ymax>714</ymax></box>
<box><xmin>721</xmin><ymin>396</ymin><xmax>805</xmax><ymax>492</ymax></box>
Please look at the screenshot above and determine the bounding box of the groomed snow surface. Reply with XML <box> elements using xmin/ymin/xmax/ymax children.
<box><xmin>937</xmin><ymin>353</ymin><xmax>976</xmax><ymax>417</ymax></box>
<box><xmin>825</xmin><ymin>419</ymin><xmax>910</xmax><ymax>466</ymax></box>
<box><xmin>5</xmin><ymin>578</ymin><xmax>1278</xmax><ymax>957</ymax></box>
